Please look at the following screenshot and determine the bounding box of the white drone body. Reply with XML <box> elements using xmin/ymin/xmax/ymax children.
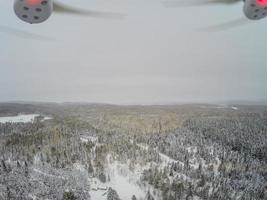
<box><xmin>14</xmin><ymin>0</ymin><xmax>53</xmax><ymax>24</ymax></box>
<box><xmin>243</xmin><ymin>0</ymin><xmax>267</xmax><ymax>20</ymax></box>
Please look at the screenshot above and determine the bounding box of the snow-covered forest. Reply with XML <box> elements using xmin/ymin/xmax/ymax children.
<box><xmin>0</xmin><ymin>103</ymin><xmax>266</xmax><ymax>200</ymax></box>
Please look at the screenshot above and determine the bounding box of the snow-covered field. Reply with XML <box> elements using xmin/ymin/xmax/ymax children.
<box><xmin>90</xmin><ymin>160</ymin><xmax>146</xmax><ymax>200</ymax></box>
<box><xmin>106</xmin><ymin>156</ymin><xmax>146</xmax><ymax>200</ymax></box>
<box><xmin>0</xmin><ymin>114</ymin><xmax>51</xmax><ymax>123</ymax></box>
<box><xmin>231</xmin><ymin>106</ymin><xmax>238</xmax><ymax>110</ymax></box>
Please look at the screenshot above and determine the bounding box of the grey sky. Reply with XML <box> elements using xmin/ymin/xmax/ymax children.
<box><xmin>0</xmin><ymin>0</ymin><xmax>266</xmax><ymax>104</ymax></box>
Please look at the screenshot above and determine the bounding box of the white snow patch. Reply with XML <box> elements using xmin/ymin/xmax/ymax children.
<box><xmin>89</xmin><ymin>191</ymin><xmax>106</xmax><ymax>200</ymax></box>
<box><xmin>0</xmin><ymin>114</ymin><xmax>39</xmax><ymax>123</ymax></box>
<box><xmin>41</xmin><ymin>116</ymin><xmax>53</xmax><ymax>122</ymax></box>
<box><xmin>106</xmin><ymin>160</ymin><xmax>146</xmax><ymax>200</ymax></box>
<box><xmin>89</xmin><ymin>155</ymin><xmax>146</xmax><ymax>200</ymax></box>
<box><xmin>73</xmin><ymin>163</ymin><xmax>86</xmax><ymax>172</ymax></box>
<box><xmin>137</xmin><ymin>143</ymin><xmax>149</xmax><ymax>151</ymax></box>
<box><xmin>186</xmin><ymin>146</ymin><xmax>198</xmax><ymax>154</ymax></box>
<box><xmin>213</xmin><ymin>156</ymin><xmax>221</xmax><ymax>177</ymax></box>
<box><xmin>28</xmin><ymin>194</ymin><xmax>37</xmax><ymax>200</ymax></box>
<box><xmin>0</xmin><ymin>114</ymin><xmax>52</xmax><ymax>124</ymax></box>
<box><xmin>231</xmin><ymin>106</ymin><xmax>238</xmax><ymax>110</ymax></box>
<box><xmin>216</xmin><ymin>105</ymin><xmax>227</xmax><ymax>109</ymax></box>
<box><xmin>80</xmin><ymin>135</ymin><xmax>98</xmax><ymax>143</ymax></box>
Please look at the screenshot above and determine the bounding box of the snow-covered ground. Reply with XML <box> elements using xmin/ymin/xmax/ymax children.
<box><xmin>106</xmin><ymin>157</ymin><xmax>146</xmax><ymax>199</ymax></box>
<box><xmin>80</xmin><ymin>135</ymin><xmax>98</xmax><ymax>143</ymax></box>
<box><xmin>0</xmin><ymin>114</ymin><xmax>52</xmax><ymax>123</ymax></box>
<box><xmin>41</xmin><ymin>116</ymin><xmax>53</xmax><ymax>121</ymax></box>
<box><xmin>231</xmin><ymin>106</ymin><xmax>238</xmax><ymax>110</ymax></box>
<box><xmin>89</xmin><ymin>155</ymin><xmax>147</xmax><ymax>200</ymax></box>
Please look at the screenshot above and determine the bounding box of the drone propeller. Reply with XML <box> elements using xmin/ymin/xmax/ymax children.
<box><xmin>53</xmin><ymin>1</ymin><xmax>125</xmax><ymax>19</ymax></box>
<box><xmin>163</xmin><ymin>0</ymin><xmax>241</xmax><ymax>7</ymax></box>
<box><xmin>200</xmin><ymin>17</ymin><xmax>251</xmax><ymax>31</ymax></box>
<box><xmin>0</xmin><ymin>25</ymin><xmax>52</xmax><ymax>40</ymax></box>
<box><xmin>163</xmin><ymin>0</ymin><xmax>251</xmax><ymax>30</ymax></box>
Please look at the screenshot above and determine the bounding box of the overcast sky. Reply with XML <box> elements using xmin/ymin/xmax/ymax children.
<box><xmin>0</xmin><ymin>0</ymin><xmax>266</xmax><ymax>104</ymax></box>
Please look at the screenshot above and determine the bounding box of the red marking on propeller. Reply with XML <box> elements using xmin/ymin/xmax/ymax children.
<box><xmin>25</xmin><ymin>0</ymin><xmax>42</xmax><ymax>5</ymax></box>
<box><xmin>256</xmin><ymin>0</ymin><xmax>267</xmax><ymax>6</ymax></box>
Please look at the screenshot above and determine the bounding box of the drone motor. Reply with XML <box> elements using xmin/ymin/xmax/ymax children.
<box><xmin>14</xmin><ymin>0</ymin><xmax>53</xmax><ymax>24</ymax></box>
<box><xmin>243</xmin><ymin>0</ymin><xmax>267</xmax><ymax>20</ymax></box>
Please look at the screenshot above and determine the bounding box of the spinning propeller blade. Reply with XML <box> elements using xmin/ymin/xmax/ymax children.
<box><xmin>53</xmin><ymin>1</ymin><xmax>125</xmax><ymax>19</ymax></box>
<box><xmin>200</xmin><ymin>17</ymin><xmax>251</xmax><ymax>31</ymax></box>
<box><xmin>0</xmin><ymin>25</ymin><xmax>52</xmax><ymax>40</ymax></box>
<box><xmin>163</xmin><ymin>0</ymin><xmax>251</xmax><ymax>30</ymax></box>
<box><xmin>163</xmin><ymin>0</ymin><xmax>241</xmax><ymax>7</ymax></box>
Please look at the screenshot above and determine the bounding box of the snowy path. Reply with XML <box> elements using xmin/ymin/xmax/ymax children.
<box><xmin>137</xmin><ymin>143</ymin><xmax>184</xmax><ymax>167</ymax></box>
<box><xmin>32</xmin><ymin>168</ymin><xmax>66</xmax><ymax>180</ymax></box>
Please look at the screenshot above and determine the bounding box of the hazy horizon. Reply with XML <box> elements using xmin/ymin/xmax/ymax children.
<box><xmin>1</xmin><ymin>99</ymin><xmax>267</xmax><ymax>106</ymax></box>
